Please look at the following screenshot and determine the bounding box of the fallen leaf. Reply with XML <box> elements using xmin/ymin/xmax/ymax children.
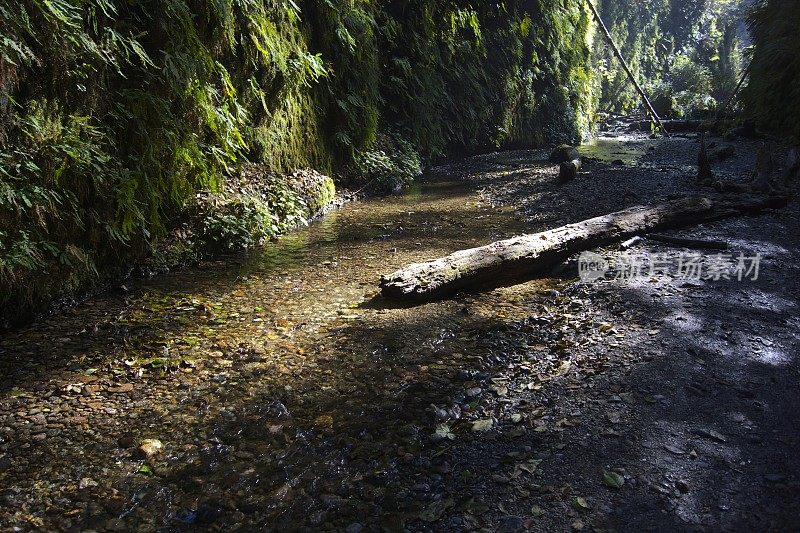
<box><xmin>692</xmin><ymin>427</ymin><xmax>727</xmax><ymax>443</ymax></box>
<box><xmin>79</xmin><ymin>478</ymin><xmax>98</xmax><ymax>489</ymax></box>
<box><xmin>492</xmin><ymin>385</ymin><xmax>509</xmax><ymax>397</ymax></box>
<box><xmin>314</xmin><ymin>415</ymin><xmax>334</xmax><ymax>429</ymax></box>
<box><xmin>664</xmin><ymin>444</ymin><xmax>686</xmax><ymax>455</ymax></box>
<box><xmin>471</xmin><ymin>419</ymin><xmax>494</xmax><ymax>432</ymax></box>
<box><xmin>419</xmin><ymin>498</ymin><xmax>454</xmax><ymax>522</ymax></box>
<box><xmin>602</xmin><ymin>470</ymin><xmax>625</xmax><ymax>489</ymax></box>
<box><xmin>572</xmin><ymin>496</ymin><xmax>590</xmax><ymax>512</ymax></box>
<box><xmin>434</xmin><ymin>423</ymin><xmax>456</xmax><ymax>441</ymax></box>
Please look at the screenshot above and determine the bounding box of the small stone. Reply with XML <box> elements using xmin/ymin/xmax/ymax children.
<box><xmin>497</xmin><ymin>515</ymin><xmax>524</xmax><ymax>533</ymax></box>
<box><xmin>134</xmin><ymin>438</ymin><xmax>164</xmax><ymax>460</ymax></box>
<box><xmin>676</xmin><ymin>480</ymin><xmax>690</xmax><ymax>494</ymax></box>
<box><xmin>466</xmin><ymin>387</ymin><xmax>482</xmax><ymax>398</ymax></box>
<box><xmin>345</xmin><ymin>523</ymin><xmax>363</xmax><ymax>533</ymax></box>
<box><xmin>79</xmin><ymin>478</ymin><xmax>99</xmax><ymax>490</ymax></box>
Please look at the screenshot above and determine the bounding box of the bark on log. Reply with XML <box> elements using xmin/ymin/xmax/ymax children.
<box><xmin>379</xmin><ymin>194</ymin><xmax>789</xmax><ymax>301</ymax></box>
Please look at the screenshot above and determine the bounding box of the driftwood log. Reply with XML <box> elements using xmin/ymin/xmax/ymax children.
<box><xmin>379</xmin><ymin>194</ymin><xmax>789</xmax><ymax>301</ymax></box>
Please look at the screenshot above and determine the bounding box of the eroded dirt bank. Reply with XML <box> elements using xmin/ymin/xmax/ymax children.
<box><xmin>1</xmin><ymin>132</ymin><xmax>798</xmax><ymax>531</ymax></box>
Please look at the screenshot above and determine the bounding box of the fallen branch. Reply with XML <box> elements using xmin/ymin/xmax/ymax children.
<box><xmin>646</xmin><ymin>234</ymin><xmax>728</xmax><ymax>251</ymax></box>
<box><xmin>379</xmin><ymin>194</ymin><xmax>789</xmax><ymax>301</ymax></box>
<box><xmin>619</xmin><ymin>236</ymin><xmax>644</xmax><ymax>250</ymax></box>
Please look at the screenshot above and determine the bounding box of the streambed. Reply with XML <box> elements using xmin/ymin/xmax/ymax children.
<box><xmin>1</xmin><ymin>133</ymin><xmax>799</xmax><ymax>531</ymax></box>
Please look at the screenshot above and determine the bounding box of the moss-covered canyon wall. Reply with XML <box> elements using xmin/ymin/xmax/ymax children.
<box><xmin>0</xmin><ymin>0</ymin><xmax>597</xmax><ymax>324</ymax></box>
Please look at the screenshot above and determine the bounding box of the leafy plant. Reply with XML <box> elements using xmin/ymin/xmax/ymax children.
<box><xmin>647</xmin><ymin>55</ymin><xmax>716</xmax><ymax>117</ymax></box>
<box><xmin>349</xmin><ymin>134</ymin><xmax>423</xmax><ymax>193</ymax></box>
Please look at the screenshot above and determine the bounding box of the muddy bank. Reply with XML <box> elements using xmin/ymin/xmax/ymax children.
<box><xmin>0</xmin><ymin>132</ymin><xmax>798</xmax><ymax>531</ymax></box>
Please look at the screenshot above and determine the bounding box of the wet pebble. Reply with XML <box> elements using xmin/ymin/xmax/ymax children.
<box><xmin>134</xmin><ymin>438</ymin><xmax>164</xmax><ymax>459</ymax></box>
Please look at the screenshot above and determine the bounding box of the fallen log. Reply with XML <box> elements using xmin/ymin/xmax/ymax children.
<box><xmin>630</xmin><ymin>119</ymin><xmax>706</xmax><ymax>133</ymax></box>
<box><xmin>379</xmin><ymin>194</ymin><xmax>789</xmax><ymax>301</ymax></box>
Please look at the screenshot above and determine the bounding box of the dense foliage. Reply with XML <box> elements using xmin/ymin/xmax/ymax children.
<box><xmin>745</xmin><ymin>0</ymin><xmax>800</xmax><ymax>140</ymax></box>
<box><xmin>595</xmin><ymin>0</ymin><xmax>749</xmax><ymax>117</ymax></box>
<box><xmin>0</xmin><ymin>0</ymin><xmax>597</xmax><ymax>323</ymax></box>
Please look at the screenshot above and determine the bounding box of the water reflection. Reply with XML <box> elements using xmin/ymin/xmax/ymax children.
<box><xmin>578</xmin><ymin>136</ymin><xmax>648</xmax><ymax>165</ymax></box>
